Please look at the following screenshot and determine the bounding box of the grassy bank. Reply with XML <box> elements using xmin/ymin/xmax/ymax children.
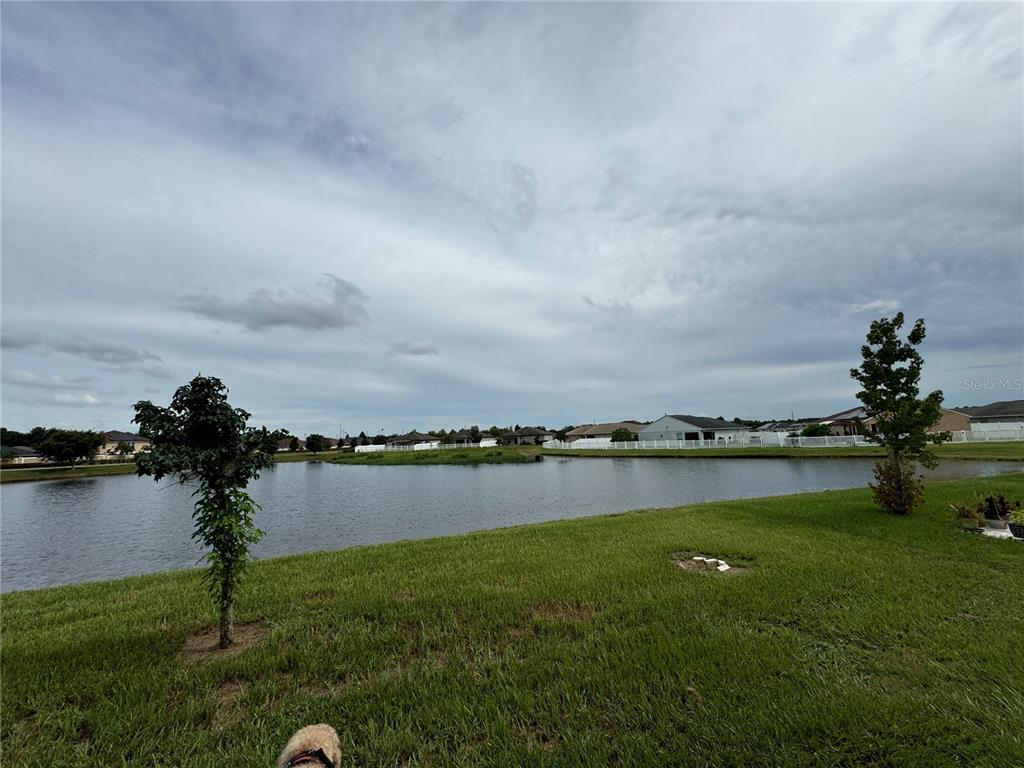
<box><xmin>543</xmin><ymin>440</ymin><xmax>1024</xmax><ymax>461</ymax></box>
<box><xmin>3</xmin><ymin>476</ymin><xmax>1022</xmax><ymax>766</ymax></box>
<box><xmin>332</xmin><ymin>446</ymin><xmax>531</xmax><ymax>465</ymax></box>
<box><xmin>0</xmin><ymin>450</ymin><xmax>348</xmax><ymax>484</ymax></box>
<box><xmin>0</xmin><ymin>462</ymin><xmax>140</xmax><ymax>483</ymax></box>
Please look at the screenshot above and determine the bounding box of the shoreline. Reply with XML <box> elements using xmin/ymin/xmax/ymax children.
<box><xmin>4</xmin><ymin>441</ymin><xmax>1021</xmax><ymax>483</ymax></box>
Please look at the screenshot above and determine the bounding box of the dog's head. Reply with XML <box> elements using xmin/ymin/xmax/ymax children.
<box><xmin>276</xmin><ymin>723</ymin><xmax>341</xmax><ymax>768</ymax></box>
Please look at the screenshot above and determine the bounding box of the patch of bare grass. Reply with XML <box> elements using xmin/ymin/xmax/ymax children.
<box><xmin>180</xmin><ymin>621</ymin><xmax>268</xmax><ymax>664</ymax></box>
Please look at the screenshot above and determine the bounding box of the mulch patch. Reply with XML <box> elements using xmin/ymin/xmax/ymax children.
<box><xmin>180</xmin><ymin>620</ymin><xmax>268</xmax><ymax>664</ymax></box>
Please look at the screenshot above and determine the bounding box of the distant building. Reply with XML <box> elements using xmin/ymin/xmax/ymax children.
<box><xmin>446</xmin><ymin>429</ymin><xmax>475</xmax><ymax>446</ymax></box>
<box><xmin>507</xmin><ymin>427</ymin><xmax>555</xmax><ymax>445</ymax></box>
<box><xmin>276</xmin><ymin>437</ymin><xmax>305</xmax><ymax>451</ymax></box>
<box><xmin>822</xmin><ymin>406</ymin><xmax>974</xmax><ymax>436</ymax></box>
<box><xmin>564</xmin><ymin>421</ymin><xmax>647</xmax><ymax>442</ymax></box>
<box><xmin>387</xmin><ymin>431</ymin><xmax>437</xmax><ymax>447</ymax></box>
<box><xmin>953</xmin><ymin>400</ymin><xmax>1024</xmax><ymax>432</ymax></box>
<box><xmin>2</xmin><ymin>446</ymin><xmax>40</xmax><ymax>464</ymax></box>
<box><xmin>102</xmin><ymin>431</ymin><xmax>151</xmax><ymax>455</ymax></box>
<box><xmin>755</xmin><ymin>420</ymin><xmax>819</xmax><ymax>433</ymax></box>
<box><xmin>638</xmin><ymin>415</ymin><xmax>745</xmax><ymax>442</ymax></box>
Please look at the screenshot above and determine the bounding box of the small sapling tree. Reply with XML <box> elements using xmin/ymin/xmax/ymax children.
<box><xmin>850</xmin><ymin>313</ymin><xmax>947</xmax><ymax>515</ymax></box>
<box><xmin>133</xmin><ymin>375</ymin><xmax>277</xmax><ymax>647</ymax></box>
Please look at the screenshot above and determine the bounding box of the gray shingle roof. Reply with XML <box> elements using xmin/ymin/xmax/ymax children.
<box><xmin>665</xmin><ymin>415</ymin><xmax>745</xmax><ymax>430</ymax></box>
<box><xmin>953</xmin><ymin>400</ymin><xmax>1024</xmax><ymax>418</ymax></box>
<box><xmin>104</xmin><ymin>430</ymin><xmax>147</xmax><ymax>442</ymax></box>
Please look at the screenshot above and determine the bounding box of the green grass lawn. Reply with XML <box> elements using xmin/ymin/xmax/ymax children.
<box><xmin>543</xmin><ymin>440</ymin><xmax>1024</xmax><ymax>461</ymax></box>
<box><xmin>332</xmin><ymin>446</ymin><xmax>532</xmax><ymax>465</ymax></box>
<box><xmin>2</xmin><ymin>476</ymin><xmax>1023</xmax><ymax>766</ymax></box>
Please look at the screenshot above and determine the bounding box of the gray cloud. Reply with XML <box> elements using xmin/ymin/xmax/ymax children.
<box><xmin>388</xmin><ymin>339</ymin><xmax>440</xmax><ymax>357</ymax></box>
<box><xmin>1</xmin><ymin>327</ymin><xmax>163</xmax><ymax>366</ymax></box>
<box><xmin>180</xmin><ymin>274</ymin><xmax>369</xmax><ymax>331</ymax></box>
<box><xmin>51</xmin><ymin>336</ymin><xmax>162</xmax><ymax>365</ymax></box>
<box><xmin>3</xmin><ymin>370</ymin><xmax>94</xmax><ymax>390</ymax></box>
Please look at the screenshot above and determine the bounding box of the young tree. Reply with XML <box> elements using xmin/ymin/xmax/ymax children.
<box><xmin>288</xmin><ymin>436</ymin><xmax>301</xmax><ymax>452</ymax></box>
<box><xmin>850</xmin><ymin>313</ymin><xmax>947</xmax><ymax>515</ymax></box>
<box><xmin>469</xmin><ymin>425</ymin><xmax>481</xmax><ymax>443</ymax></box>
<box><xmin>358</xmin><ymin>431</ymin><xmax>369</xmax><ymax>446</ymax></box>
<box><xmin>35</xmin><ymin>430</ymin><xmax>104</xmax><ymax>468</ymax></box>
<box><xmin>609</xmin><ymin>427</ymin><xmax>637</xmax><ymax>443</ymax></box>
<box><xmin>115</xmin><ymin>440</ymin><xmax>135</xmax><ymax>458</ymax></box>
<box><xmin>133</xmin><ymin>375</ymin><xmax>277</xmax><ymax>647</ymax></box>
<box><xmin>799</xmin><ymin>423</ymin><xmax>833</xmax><ymax>438</ymax></box>
<box><xmin>305</xmin><ymin>433</ymin><xmax>330</xmax><ymax>455</ymax></box>
<box><xmin>372</xmin><ymin>433</ymin><xmax>386</xmax><ymax>445</ymax></box>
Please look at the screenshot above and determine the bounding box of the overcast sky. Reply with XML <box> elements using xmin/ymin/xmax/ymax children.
<box><xmin>2</xmin><ymin>2</ymin><xmax>1022</xmax><ymax>437</ymax></box>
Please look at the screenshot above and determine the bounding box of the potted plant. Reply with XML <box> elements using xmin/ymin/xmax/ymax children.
<box><xmin>951</xmin><ymin>502</ymin><xmax>983</xmax><ymax>533</ymax></box>
<box><xmin>1009</xmin><ymin>508</ymin><xmax>1024</xmax><ymax>540</ymax></box>
<box><xmin>981</xmin><ymin>495</ymin><xmax>1011</xmax><ymax>530</ymax></box>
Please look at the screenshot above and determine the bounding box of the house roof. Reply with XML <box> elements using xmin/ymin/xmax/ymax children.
<box><xmin>5</xmin><ymin>446</ymin><xmax>39</xmax><ymax>457</ymax></box>
<box><xmin>512</xmin><ymin>427</ymin><xmax>553</xmax><ymax>437</ymax></box>
<box><xmin>756</xmin><ymin>421</ymin><xmax>818</xmax><ymax>432</ymax></box>
<box><xmin>819</xmin><ymin>406</ymin><xmax>868</xmax><ymax>423</ymax></box>
<box><xmin>104</xmin><ymin>430</ymin><xmax>147</xmax><ymax>442</ymax></box>
<box><xmin>390</xmin><ymin>431</ymin><xmax>436</xmax><ymax>443</ymax></box>
<box><xmin>953</xmin><ymin>400</ymin><xmax>1024</xmax><ymax>419</ymax></box>
<box><xmin>448</xmin><ymin>429</ymin><xmax>474</xmax><ymax>439</ymax></box>
<box><xmin>663</xmin><ymin>415</ymin><xmax>745</xmax><ymax>431</ymax></box>
<box><xmin>566</xmin><ymin>421</ymin><xmax>647</xmax><ymax>438</ymax></box>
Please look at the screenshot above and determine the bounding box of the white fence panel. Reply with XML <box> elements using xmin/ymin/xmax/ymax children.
<box><xmin>545</xmin><ymin>429</ymin><xmax>1024</xmax><ymax>452</ymax></box>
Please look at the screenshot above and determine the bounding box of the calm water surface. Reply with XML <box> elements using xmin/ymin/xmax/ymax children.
<box><xmin>2</xmin><ymin>457</ymin><xmax>1018</xmax><ymax>592</ymax></box>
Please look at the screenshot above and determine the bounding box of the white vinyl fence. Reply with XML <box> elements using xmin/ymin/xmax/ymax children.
<box><xmin>354</xmin><ymin>439</ymin><xmax>500</xmax><ymax>453</ymax></box>
<box><xmin>545</xmin><ymin>429</ymin><xmax>1024</xmax><ymax>452</ymax></box>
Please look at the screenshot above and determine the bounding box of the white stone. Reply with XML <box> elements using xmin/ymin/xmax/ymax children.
<box><xmin>717</xmin><ymin>564</ymin><xmax>731</xmax><ymax>572</ymax></box>
<box><xmin>692</xmin><ymin>556</ymin><xmax>706</xmax><ymax>561</ymax></box>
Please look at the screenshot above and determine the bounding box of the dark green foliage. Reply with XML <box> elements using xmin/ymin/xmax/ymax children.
<box><xmin>288</xmin><ymin>436</ymin><xmax>301</xmax><ymax>452</ymax></box>
<box><xmin>372</xmin><ymin>433</ymin><xmax>386</xmax><ymax>445</ymax></box>
<box><xmin>305</xmin><ymin>434</ymin><xmax>331</xmax><ymax>454</ymax></box>
<box><xmin>609</xmin><ymin>427</ymin><xmax>637</xmax><ymax>442</ymax></box>
<box><xmin>34</xmin><ymin>429</ymin><xmax>104</xmax><ymax>468</ymax></box>
<box><xmin>850</xmin><ymin>313</ymin><xmax>947</xmax><ymax>514</ymax></box>
<box><xmin>115</xmin><ymin>441</ymin><xmax>134</xmax><ymax>457</ymax></box>
<box><xmin>133</xmin><ymin>375</ymin><xmax>277</xmax><ymax>647</ymax></box>
<box><xmin>799</xmin><ymin>423</ymin><xmax>833</xmax><ymax>438</ymax></box>
<box><xmin>469</xmin><ymin>425</ymin><xmax>481</xmax><ymax>442</ymax></box>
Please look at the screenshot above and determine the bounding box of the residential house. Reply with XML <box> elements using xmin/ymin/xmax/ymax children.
<box><xmin>277</xmin><ymin>437</ymin><xmax>305</xmax><ymax>451</ymax></box>
<box><xmin>824</xmin><ymin>406</ymin><xmax>974</xmax><ymax>436</ymax></box>
<box><xmin>507</xmin><ymin>427</ymin><xmax>555</xmax><ymax>445</ymax></box>
<box><xmin>639</xmin><ymin>415</ymin><xmax>746</xmax><ymax>442</ymax></box>
<box><xmin>387</xmin><ymin>431</ymin><xmax>437</xmax><ymax>447</ymax></box>
<box><xmin>446</xmin><ymin>429</ymin><xmax>475</xmax><ymax>446</ymax></box>
<box><xmin>102</xmin><ymin>430</ymin><xmax>151</xmax><ymax>455</ymax></box>
<box><xmin>952</xmin><ymin>400</ymin><xmax>1024</xmax><ymax>432</ymax></box>
<box><xmin>564</xmin><ymin>421</ymin><xmax>647</xmax><ymax>443</ymax></box>
<box><xmin>2</xmin><ymin>446</ymin><xmax>41</xmax><ymax>464</ymax></box>
<box><xmin>818</xmin><ymin>407</ymin><xmax>868</xmax><ymax>436</ymax></box>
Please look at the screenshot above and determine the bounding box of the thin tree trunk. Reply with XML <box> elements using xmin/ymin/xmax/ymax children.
<box><xmin>219</xmin><ymin>570</ymin><xmax>234</xmax><ymax>648</ymax></box>
<box><xmin>892</xmin><ymin>448</ymin><xmax>904</xmax><ymax>514</ymax></box>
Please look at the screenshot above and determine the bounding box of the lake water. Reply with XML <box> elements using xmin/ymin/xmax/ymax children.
<box><xmin>1</xmin><ymin>457</ymin><xmax>1019</xmax><ymax>592</ymax></box>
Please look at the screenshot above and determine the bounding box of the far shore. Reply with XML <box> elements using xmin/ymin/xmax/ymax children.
<box><xmin>2</xmin><ymin>441</ymin><xmax>1021</xmax><ymax>483</ymax></box>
